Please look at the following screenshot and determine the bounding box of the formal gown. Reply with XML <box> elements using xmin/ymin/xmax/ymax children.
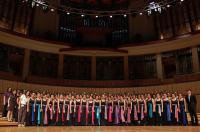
<box><xmin>131</xmin><ymin>99</ymin><xmax>138</xmax><ymax>125</ymax></box>
<box><xmin>162</xmin><ymin>99</ymin><xmax>171</xmax><ymax>125</ymax></box>
<box><xmin>179</xmin><ymin>99</ymin><xmax>187</xmax><ymax>126</ymax></box>
<box><xmin>138</xmin><ymin>100</ymin><xmax>145</xmax><ymax>126</ymax></box>
<box><xmin>100</xmin><ymin>100</ymin><xmax>107</xmax><ymax>126</ymax></box>
<box><xmin>94</xmin><ymin>101</ymin><xmax>101</xmax><ymax>126</ymax></box>
<box><xmin>107</xmin><ymin>101</ymin><xmax>113</xmax><ymax>125</ymax></box>
<box><xmin>146</xmin><ymin>99</ymin><xmax>154</xmax><ymax>125</ymax></box>
<box><xmin>81</xmin><ymin>100</ymin><xmax>87</xmax><ymax>126</ymax></box>
<box><xmin>155</xmin><ymin>99</ymin><xmax>162</xmax><ymax>126</ymax></box>
<box><xmin>35</xmin><ymin>99</ymin><xmax>42</xmax><ymax>125</ymax></box>
<box><xmin>171</xmin><ymin>99</ymin><xmax>179</xmax><ymax>125</ymax></box>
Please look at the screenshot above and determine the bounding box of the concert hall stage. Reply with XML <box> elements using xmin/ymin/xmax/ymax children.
<box><xmin>0</xmin><ymin>126</ymin><xmax>200</xmax><ymax>132</ymax></box>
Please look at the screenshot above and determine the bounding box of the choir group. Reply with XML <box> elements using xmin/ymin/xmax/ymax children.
<box><xmin>2</xmin><ymin>88</ymin><xmax>198</xmax><ymax>127</ymax></box>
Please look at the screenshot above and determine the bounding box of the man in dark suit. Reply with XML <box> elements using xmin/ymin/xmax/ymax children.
<box><xmin>185</xmin><ymin>89</ymin><xmax>198</xmax><ymax>125</ymax></box>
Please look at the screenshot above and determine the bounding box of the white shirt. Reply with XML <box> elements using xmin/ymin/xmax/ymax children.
<box><xmin>20</xmin><ymin>94</ymin><xmax>27</xmax><ymax>105</ymax></box>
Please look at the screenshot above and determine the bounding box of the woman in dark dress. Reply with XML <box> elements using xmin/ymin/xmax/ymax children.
<box><xmin>100</xmin><ymin>95</ymin><xmax>107</xmax><ymax>126</ymax></box>
<box><xmin>154</xmin><ymin>93</ymin><xmax>163</xmax><ymax>126</ymax></box>
<box><xmin>34</xmin><ymin>93</ymin><xmax>42</xmax><ymax>126</ymax></box>
<box><xmin>119</xmin><ymin>96</ymin><xmax>126</xmax><ymax>125</ymax></box>
<box><xmin>64</xmin><ymin>95</ymin><xmax>71</xmax><ymax>125</ymax></box>
<box><xmin>126</xmin><ymin>97</ymin><xmax>132</xmax><ymax>125</ymax></box>
<box><xmin>74</xmin><ymin>95</ymin><xmax>82</xmax><ymax>126</ymax></box>
<box><xmin>113</xmin><ymin>96</ymin><xmax>119</xmax><ymax>125</ymax></box>
<box><xmin>70</xmin><ymin>95</ymin><xmax>75</xmax><ymax>125</ymax></box>
<box><xmin>162</xmin><ymin>93</ymin><xmax>171</xmax><ymax>125</ymax></box>
<box><xmin>131</xmin><ymin>95</ymin><xmax>138</xmax><ymax>126</ymax></box>
<box><xmin>178</xmin><ymin>94</ymin><xmax>188</xmax><ymax>126</ymax></box>
<box><xmin>138</xmin><ymin>95</ymin><xmax>146</xmax><ymax>126</ymax></box>
<box><xmin>14</xmin><ymin>90</ymin><xmax>20</xmax><ymax>122</ymax></box>
<box><xmin>42</xmin><ymin>94</ymin><xmax>48</xmax><ymax>126</ymax></box>
<box><xmin>87</xmin><ymin>96</ymin><xmax>94</xmax><ymax>126</ymax></box>
<box><xmin>57</xmin><ymin>94</ymin><xmax>65</xmax><ymax>126</ymax></box>
<box><xmin>26</xmin><ymin>92</ymin><xmax>35</xmax><ymax>126</ymax></box>
<box><xmin>146</xmin><ymin>94</ymin><xmax>155</xmax><ymax>126</ymax></box>
<box><xmin>53</xmin><ymin>95</ymin><xmax>58</xmax><ymax>125</ymax></box>
<box><xmin>7</xmin><ymin>90</ymin><xmax>17</xmax><ymax>122</ymax></box>
<box><xmin>81</xmin><ymin>95</ymin><xmax>87</xmax><ymax>126</ymax></box>
<box><xmin>107</xmin><ymin>96</ymin><xmax>113</xmax><ymax>125</ymax></box>
<box><xmin>3</xmin><ymin>88</ymin><xmax>12</xmax><ymax>119</ymax></box>
<box><xmin>171</xmin><ymin>93</ymin><xmax>179</xmax><ymax>125</ymax></box>
<box><xmin>47</xmin><ymin>94</ymin><xmax>54</xmax><ymax>125</ymax></box>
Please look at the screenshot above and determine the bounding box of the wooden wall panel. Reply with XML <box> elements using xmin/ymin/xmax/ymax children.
<box><xmin>1</xmin><ymin>79</ymin><xmax>200</xmax><ymax>95</ymax></box>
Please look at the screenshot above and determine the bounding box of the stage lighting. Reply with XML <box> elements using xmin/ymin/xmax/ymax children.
<box><xmin>50</xmin><ymin>8</ymin><xmax>54</xmax><ymax>12</ymax></box>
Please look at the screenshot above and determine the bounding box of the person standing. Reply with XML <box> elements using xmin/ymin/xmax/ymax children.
<box><xmin>178</xmin><ymin>93</ymin><xmax>187</xmax><ymax>126</ymax></box>
<box><xmin>26</xmin><ymin>92</ymin><xmax>36</xmax><ymax>126</ymax></box>
<box><xmin>154</xmin><ymin>93</ymin><xmax>163</xmax><ymax>126</ymax></box>
<box><xmin>171</xmin><ymin>93</ymin><xmax>179</xmax><ymax>125</ymax></box>
<box><xmin>7</xmin><ymin>90</ymin><xmax>17</xmax><ymax>122</ymax></box>
<box><xmin>18</xmin><ymin>90</ymin><xmax>28</xmax><ymax>127</ymax></box>
<box><xmin>146</xmin><ymin>94</ymin><xmax>155</xmax><ymax>126</ymax></box>
<box><xmin>185</xmin><ymin>90</ymin><xmax>198</xmax><ymax>126</ymax></box>
<box><xmin>2</xmin><ymin>88</ymin><xmax>12</xmax><ymax>119</ymax></box>
<box><xmin>162</xmin><ymin>93</ymin><xmax>171</xmax><ymax>125</ymax></box>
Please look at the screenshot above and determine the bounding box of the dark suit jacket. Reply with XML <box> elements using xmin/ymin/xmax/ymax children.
<box><xmin>185</xmin><ymin>95</ymin><xmax>197</xmax><ymax>112</ymax></box>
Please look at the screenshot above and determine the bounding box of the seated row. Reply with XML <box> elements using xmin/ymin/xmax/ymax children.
<box><xmin>2</xmin><ymin>88</ymin><xmax>198</xmax><ymax>127</ymax></box>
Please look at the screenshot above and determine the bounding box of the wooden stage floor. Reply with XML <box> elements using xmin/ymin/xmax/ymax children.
<box><xmin>0</xmin><ymin>126</ymin><xmax>200</xmax><ymax>132</ymax></box>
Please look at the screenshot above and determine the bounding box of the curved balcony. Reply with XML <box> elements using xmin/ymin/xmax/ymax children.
<box><xmin>0</xmin><ymin>29</ymin><xmax>200</xmax><ymax>88</ymax></box>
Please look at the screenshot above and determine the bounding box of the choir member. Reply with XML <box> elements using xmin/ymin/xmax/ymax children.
<box><xmin>138</xmin><ymin>95</ymin><xmax>146</xmax><ymax>126</ymax></box>
<box><xmin>26</xmin><ymin>92</ymin><xmax>35</xmax><ymax>126</ymax></box>
<box><xmin>34</xmin><ymin>93</ymin><xmax>42</xmax><ymax>126</ymax></box>
<box><xmin>126</xmin><ymin>97</ymin><xmax>132</xmax><ymax>125</ymax></box>
<box><xmin>119</xmin><ymin>96</ymin><xmax>126</xmax><ymax>125</ymax></box>
<box><xmin>47</xmin><ymin>94</ymin><xmax>54</xmax><ymax>125</ymax></box>
<box><xmin>171</xmin><ymin>93</ymin><xmax>179</xmax><ymax>125</ymax></box>
<box><xmin>100</xmin><ymin>94</ymin><xmax>107</xmax><ymax>126</ymax></box>
<box><xmin>81</xmin><ymin>95</ymin><xmax>87</xmax><ymax>126</ymax></box>
<box><xmin>154</xmin><ymin>93</ymin><xmax>163</xmax><ymax>126</ymax></box>
<box><xmin>178</xmin><ymin>93</ymin><xmax>187</xmax><ymax>126</ymax></box>
<box><xmin>162</xmin><ymin>93</ymin><xmax>171</xmax><ymax>125</ymax></box>
<box><xmin>146</xmin><ymin>94</ymin><xmax>155</xmax><ymax>126</ymax></box>
<box><xmin>7</xmin><ymin>90</ymin><xmax>17</xmax><ymax>122</ymax></box>
<box><xmin>74</xmin><ymin>95</ymin><xmax>82</xmax><ymax>126</ymax></box>
<box><xmin>94</xmin><ymin>95</ymin><xmax>101</xmax><ymax>126</ymax></box>
<box><xmin>87</xmin><ymin>96</ymin><xmax>94</xmax><ymax>125</ymax></box>
<box><xmin>42</xmin><ymin>94</ymin><xmax>48</xmax><ymax>126</ymax></box>
<box><xmin>70</xmin><ymin>95</ymin><xmax>76</xmax><ymax>125</ymax></box>
<box><xmin>113</xmin><ymin>96</ymin><xmax>119</xmax><ymax>125</ymax></box>
<box><xmin>107</xmin><ymin>96</ymin><xmax>113</xmax><ymax>125</ymax></box>
<box><xmin>131</xmin><ymin>95</ymin><xmax>138</xmax><ymax>126</ymax></box>
<box><xmin>3</xmin><ymin>88</ymin><xmax>12</xmax><ymax>119</ymax></box>
<box><xmin>64</xmin><ymin>95</ymin><xmax>72</xmax><ymax>125</ymax></box>
<box><xmin>14</xmin><ymin>90</ymin><xmax>20</xmax><ymax>122</ymax></box>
